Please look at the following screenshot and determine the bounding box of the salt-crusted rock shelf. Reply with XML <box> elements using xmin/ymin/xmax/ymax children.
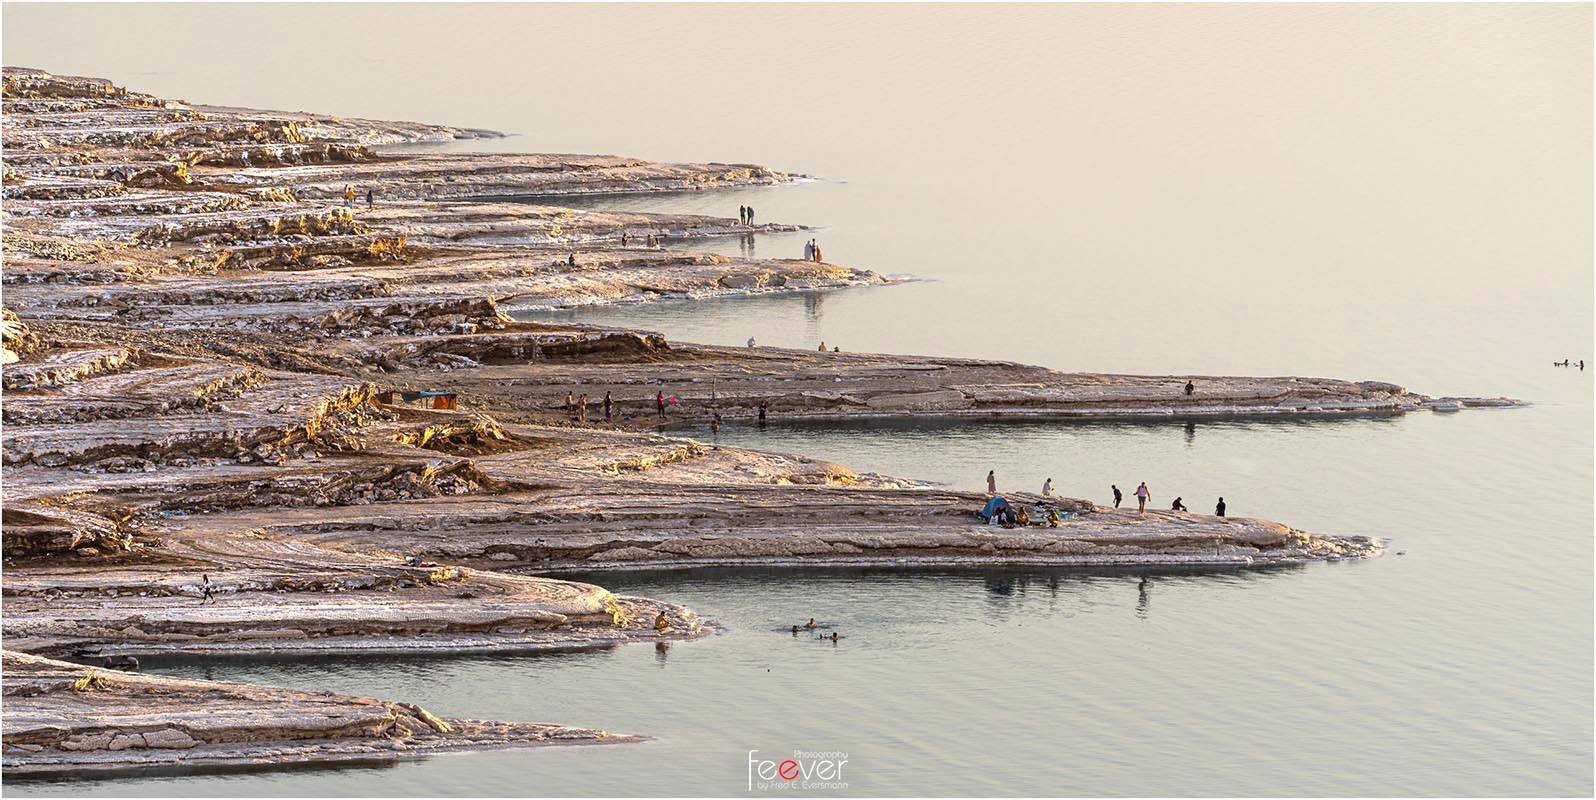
<box><xmin>0</xmin><ymin>67</ymin><xmax>1515</xmax><ymax>778</ymax></box>
<box><xmin>2</xmin><ymin>651</ymin><xmax>637</xmax><ymax>778</ymax></box>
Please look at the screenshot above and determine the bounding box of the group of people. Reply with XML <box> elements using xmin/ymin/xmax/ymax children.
<box><xmin>802</xmin><ymin>238</ymin><xmax>825</xmax><ymax>262</ymax></box>
<box><xmin>1110</xmin><ymin>482</ymin><xmax>1226</xmax><ymax>517</ymax></box>
<box><xmin>564</xmin><ymin>389</ymin><xmax>616</xmax><ymax>423</ymax></box>
<box><xmin>559</xmin><ymin>387</ymin><xmax>770</xmax><ymax>431</ymax></box>
<box><xmin>620</xmin><ymin>232</ymin><xmax>665</xmax><ymax>247</ymax></box>
<box><xmin>818</xmin><ymin>341</ymin><xmax>840</xmax><ymax>352</ymax></box>
<box><xmin>790</xmin><ymin>618</ymin><xmax>842</xmax><ymax>642</ymax></box>
<box><xmin>738</xmin><ymin>205</ymin><xmax>758</xmax><ymax>226</ymax></box>
<box><xmin>342</xmin><ymin>184</ymin><xmax>374</xmax><ymax>207</ymax></box>
<box><xmin>986</xmin><ymin>471</ymin><xmax>1228</xmax><ymax>518</ymax></box>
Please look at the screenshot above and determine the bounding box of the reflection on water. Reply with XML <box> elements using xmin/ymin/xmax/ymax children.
<box><xmin>20</xmin><ymin>555</ymin><xmax>1585</xmax><ymax>796</ymax></box>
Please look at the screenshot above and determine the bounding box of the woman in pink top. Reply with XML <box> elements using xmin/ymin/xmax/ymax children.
<box><xmin>1134</xmin><ymin>482</ymin><xmax>1150</xmax><ymax>513</ymax></box>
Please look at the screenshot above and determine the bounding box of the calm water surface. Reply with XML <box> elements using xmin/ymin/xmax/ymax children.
<box><xmin>4</xmin><ymin>3</ymin><xmax>1590</xmax><ymax>795</ymax></box>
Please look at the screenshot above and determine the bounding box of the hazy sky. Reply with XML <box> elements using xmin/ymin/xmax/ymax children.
<box><xmin>4</xmin><ymin>3</ymin><xmax>1590</xmax><ymax>382</ymax></box>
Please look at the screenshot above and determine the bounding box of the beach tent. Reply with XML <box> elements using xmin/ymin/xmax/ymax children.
<box><xmin>980</xmin><ymin>496</ymin><xmax>1011</xmax><ymax>521</ymax></box>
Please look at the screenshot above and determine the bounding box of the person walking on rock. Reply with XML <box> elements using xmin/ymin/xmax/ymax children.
<box><xmin>987</xmin><ymin>470</ymin><xmax>997</xmax><ymax>494</ymax></box>
<box><xmin>1042</xmin><ymin>478</ymin><xmax>1053</xmax><ymax>497</ymax></box>
<box><xmin>1215</xmin><ymin>497</ymin><xmax>1227</xmax><ymax>517</ymax></box>
<box><xmin>603</xmin><ymin>391</ymin><xmax>613</xmax><ymax>422</ymax></box>
<box><xmin>343</xmin><ymin>184</ymin><xmax>355</xmax><ymax>207</ymax></box>
<box><xmin>1134</xmin><ymin>482</ymin><xmax>1150</xmax><ymax>513</ymax></box>
<box><xmin>1112</xmin><ymin>484</ymin><xmax>1122</xmax><ymax>508</ymax></box>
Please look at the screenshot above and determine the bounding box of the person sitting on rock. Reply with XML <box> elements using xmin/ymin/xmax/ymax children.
<box><xmin>1016</xmin><ymin>506</ymin><xmax>1030</xmax><ymax>526</ymax></box>
<box><xmin>655</xmin><ymin>611</ymin><xmax>670</xmax><ymax>632</ymax></box>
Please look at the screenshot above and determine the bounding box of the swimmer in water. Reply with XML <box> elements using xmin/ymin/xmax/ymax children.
<box><xmin>805</xmin><ymin>618</ymin><xmax>818</xmax><ymax>629</ymax></box>
<box><xmin>791</xmin><ymin>625</ymin><xmax>800</xmax><ymax>635</ymax></box>
<box><xmin>830</xmin><ymin>632</ymin><xmax>839</xmax><ymax>642</ymax></box>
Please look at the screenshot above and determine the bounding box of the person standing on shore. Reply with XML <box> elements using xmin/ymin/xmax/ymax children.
<box><xmin>987</xmin><ymin>470</ymin><xmax>997</xmax><ymax>494</ymax></box>
<box><xmin>813</xmin><ymin>241</ymin><xmax>824</xmax><ymax>262</ymax></box>
<box><xmin>739</xmin><ymin>205</ymin><xmax>747</xmax><ymax>225</ymax></box>
<box><xmin>1112</xmin><ymin>485</ymin><xmax>1122</xmax><ymax>508</ymax></box>
<box><xmin>656</xmin><ymin>390</ymin><xmax>666</xmax><ymax>417</ymax></box>
<box><xmin>747</xmin><ymin>206</ymin><xmax>755</xmax><ymax>225</ymax></box>
<box><xmin>1185</xmin><ymin>380</ymin><xmax>1195</xmax><ymax>396</ymax></box>
<box><xmin>603</xmin><ymin>391</ymin><xmax>613</xmax><ymax>422</ymax></box>
<box><xmin>1215</xmin><ymin>497</ymin><xmax>1227</xmax><ymax>517</ymax></box>
<box><xmin>566</xmin><ymin>390</ymin><xmax>574</xmax><ymax>419</ymax></box>
<box><xmin>343</xmin><ymin>184</ymin><xmax>355</xmax><ymax>207</ymax></box>
<box><xmin>1134</xmin><ymin>482</ymin><xmax>1150</xmax><ymax>513</ymax></box>
<box><xmin>758</xmin><ymin>401</ymin><xmax>768</xmax><ymax>427</ymax></box>
<box><xmin>577</xmin><ymin>393</ymin><xmax>588</xmax><ymax>423</ymax></box>
<box><xmin>1042</xmin><ymin>478</ymin><xmax>1053</xmax><ymax>497</ymax></box>
<box><xmin>804</xmin><ymin>239</ymin><xmax>814</xmax><ymax>261</ymax></box>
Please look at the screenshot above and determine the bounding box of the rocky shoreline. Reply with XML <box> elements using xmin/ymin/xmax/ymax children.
<box><xmin>0</xmin><ymin>68</ymin><xmax>1513</xmax><ymax>778</ymax></box>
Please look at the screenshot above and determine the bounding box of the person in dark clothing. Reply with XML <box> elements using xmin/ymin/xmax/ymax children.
<box><xmin>711</xmin><ymin>412</ymin><xmax>722</xmax><ymax>433</ymax></box>
<box><xmin>1185</xmin><ymin>381</ymin><xmax>1195</xmax><ymax>396</ymax></box>
<box><xmin>1171</xmin><ymin>497</ymin><xmax>1188</xmax><ymax>512</ymax></box>
<box><xmin>757</xmin><ymin>401</ymin><xmax>768</xmax><ymax>426</ymax></box>
<box><xmin>1215</xmin><ymin>497</ymin><xmax>1227</xmax><ymax>517</ymax></box>
<box><xmin>739</xmin><ymin>205</ymin><xmax>747</xmax><ymax>225</ymax></box>
<box><xmin>200</xmin><ymin>574</ymin><xmax>216</xmax><ymax>605</ymax></box>
<box><xmin>603</xmin><ymin>391</ymin><xmax>613</xmax><ymax>422</ymax></box>
<box><xmin>567</xmin><ymin>253</ymin><xmax>577</xmax><ymax>267</ymax></box>
<box><xmin>1112</xmin><ymin>485</ymin><xmax>1123</xmax><ymax>508</ymax></box>
<box><xmin>366</xmin><ymin>189</ymin><xmax>374</xmax><ymax>206</ymax></box>
<box><xmin>656</xmin><ymin>390</ymin><xmax>666</xmax><ymax>417</ymax></box>
<box><xmin>746</xmin><ymin>206</ymin><xmax>755</xmax><ymax>225</ymax></box>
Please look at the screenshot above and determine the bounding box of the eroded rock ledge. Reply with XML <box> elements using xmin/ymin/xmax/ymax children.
<box><xmin>2</xmin><ymin>650</ymin><xmax>637</xmax><ymax>778</ymax></box>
